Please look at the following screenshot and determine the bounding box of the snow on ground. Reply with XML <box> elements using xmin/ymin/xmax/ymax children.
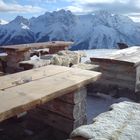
<box><xmin>30</xmin><ymin>55</ymin><xmax>40</xmax><ymax>60</ymax></box>
<box><xmin>0</xmin><ymin>19</ymin><xmax>8</xmax><ymax>25</ymax></box>
<box><xmin>81</xmin><ymin>49</ymin><xmax>118</xmax><ymax>63</ymax></box>
<box><xmin>0</xmin><ymin>53</ymin><xmax>7</xmax><ymax>57</ymax></box>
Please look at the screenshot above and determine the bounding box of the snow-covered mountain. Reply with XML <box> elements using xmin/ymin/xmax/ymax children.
<box><xmin>0</xmin><ymin>19</ymin><xmax>8</xmax><ymax>25</ymax></box>
<box><xmin>0</xmin><ymin>10</ymin><xmax>140</xmax><ymax>50</ymax></box>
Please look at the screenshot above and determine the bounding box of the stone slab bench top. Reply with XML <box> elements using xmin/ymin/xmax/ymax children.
<box><xmin>70</xmin><ymin>101</ymin><xmax>140</xmax><ymax>140</ymax></box>
<box><xmin>91</xmin><ymin>46</ymin><xmax>140</xmax><ymax>67</ymax></box>
<box><xmin>0</xmin><ymin>65</ymin><xmax>101</xmax><ymax>122</ymax></box>
<box><xmin>0</xmin><ymin>41</ymin><xmax>74</xmax><ymax>52</ymax></box>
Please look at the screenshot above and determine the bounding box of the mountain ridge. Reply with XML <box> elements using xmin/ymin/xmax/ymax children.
<box><xmin>0</xmin><ymin>10</ymin><xmax>140</xmax><ymax>50</ymax></box>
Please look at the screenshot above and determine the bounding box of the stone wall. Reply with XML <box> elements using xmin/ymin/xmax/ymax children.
<box><xmin>20</xmin><ymin>50</ymin><xmax>86</xmax><ymax>70</ymax></box>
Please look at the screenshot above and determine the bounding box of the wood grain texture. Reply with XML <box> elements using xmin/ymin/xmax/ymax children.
<box><xmin>91</xmin><ymin>46</ymin><xmax>140</xmax><ymax>67</ymax></box>
<box><xmin>0</xmin><ymin>66</ymin><xmax>101</xmax><ymax>122</ymax></box>
<box><xmin>99</xmin><ymin>62</ymin><xmax>135</xmax><ymax>73</ymax></box>
<box><xmin>1</xmin><ymin>41</ymin><xmax>73</xmax><ymax>52</ymax></box>
<box><xmin>90</xmin><ymin>47</ymin><xmax>140</xmax><ymax>91</ymax></box>
<box><xmin>96</xmin><ymin>78</ymin><xmax>135</xmax><ymax>90</ymax></box>
<box><xmin>0</xmin><ymin>65</ymin><xmax>70</xmax><ymax>90</ymax></box>
<box><xmin>100</xmin><ymin>69</ymin><xmax>136</xmax><ymax>82</ymax></box>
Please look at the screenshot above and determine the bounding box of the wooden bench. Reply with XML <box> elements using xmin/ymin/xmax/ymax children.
<box><xmin>90</xmin><ymin>46</ymin><xmax>140</xmax><ymax>97</ymax></box>
<box><xmin>0</xmin><ymin>65</ymin><xmax>101</xmax><ymax>133</ymax></box>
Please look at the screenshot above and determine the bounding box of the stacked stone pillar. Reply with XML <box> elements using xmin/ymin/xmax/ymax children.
<box><xmin>5</xmin><ymin>49</ymin><xmax>30</xmax><ymax>73</ymax></box>
<box><xmin>29</xmin><ymin>87</ymin><xmax>87</xmax><ymax>134</ymax></box>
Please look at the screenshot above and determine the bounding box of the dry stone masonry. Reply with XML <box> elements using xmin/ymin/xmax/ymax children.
<box><xmin>19</xmin><ymin>50</ymin><xmax>86</xmax><ymax>70</ymax></box>
<box><xmin>29</xmin><ymin>87</ymin><xmax>88</xmax><ymax>134</ymax></box>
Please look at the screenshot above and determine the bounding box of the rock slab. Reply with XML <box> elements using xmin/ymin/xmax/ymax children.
<box><xmin>71</xmin><ymin>101</ymin><xmax>140</xmax><ymax>140</ymax></box>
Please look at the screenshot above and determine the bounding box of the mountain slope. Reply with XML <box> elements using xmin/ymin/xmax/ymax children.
<box><xmin>0</xmin><ymin>16</ymin><xmax>34</xmax><ymax>45</ymax></box>
<box><xmin>0</xmin><ymin>19</ymin><xmax>8</xmax><ymax>25</ymax></box>
<box><xmin>0</xmin><ymin>10</ymin><xmax>140</xmax><ymax>49</ymax></box>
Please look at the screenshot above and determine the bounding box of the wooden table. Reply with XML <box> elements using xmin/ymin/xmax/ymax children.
<box><xmin>91</xmin><ymin>46</ymin><xmax>140</xmax><ymax>66</ymax></box>
<box><xmin>0</xmin><ymin>41</ymin><xmax>73</xmax><ymax>53</ymax></box>
<box><xmin>0</xmin><ymin>41</ymin><xmax>73</xmax><ymax>73</ymax></box>
<box><xmin>0</xmin><ymin>65</ymin><xmax>101</xmax><ymax>133</ymax></box>
<box><xmin>90</xmin><ymin>46</ymin><xmax>140</xmax><ymax>93</ymax></box>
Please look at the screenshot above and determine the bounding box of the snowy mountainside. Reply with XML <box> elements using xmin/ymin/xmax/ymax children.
<box><xmin>0</xmin><ymin>19</ymin><xmax>8</xmax><ymax>25</ymax></box>
<box><xmin>0</xmin><ymin>10</ymin><xmax>140</xmax><ymax>50</ymax></box>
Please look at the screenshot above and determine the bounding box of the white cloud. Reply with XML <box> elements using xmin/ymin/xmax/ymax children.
<box><xmin>127</xmin><ymin>13</ymin><xmax>140</xmax><ymax>22</ymax></box>
<box><xmin>67</xmin><ymin>0</ymin><xmax>115</xmax><ymax>4</ymax></box>
<box><xmin>61</xmin><ymin>0</ymin><xmax>140</xmax><ymax>21</ymax></box>
<box><xmin>66</xmin><ymin>0</ymin><xmax>132</xmax><ymax>5</ymax></box>
<box><xmin>0</xmin><ymin>0</ymin><xmax>46</xmax><ymax>13</ymax></box>
<box><xmin>65</xmin><ymin>6</ymin><xmax>85</xmax><ymax>13</ymax></box>
<box><xmin>130</xmin><ymin>16</ymin><xmax>140</xmax><ymax>22</ymax></box>
<box><xmin>65</xmin><ymin>5</ymin><xmax>93</xmax><ymax>14</ymax></box>
<box><xmin>28</xmin><ymin>0</ymin><xmax>57</xmax><ymax>3</ymax></box>
<box><xmin>64</xmin><ymin>0</ymin><xmax>140</xmax><ymax>15</ymax></box>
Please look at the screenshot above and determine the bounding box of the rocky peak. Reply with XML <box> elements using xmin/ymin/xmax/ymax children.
<box><xmin>10</xmin><ymin>16</ymin><xmax>29</xmax><ymax>26</ymax></box>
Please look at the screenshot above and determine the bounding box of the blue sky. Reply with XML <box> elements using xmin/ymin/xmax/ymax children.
<box><xmin>0</xmin><ymin>0</ymin><xmax>140</xmax><ymax>22</ymax></box>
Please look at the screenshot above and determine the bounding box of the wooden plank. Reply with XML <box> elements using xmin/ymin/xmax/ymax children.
<box><xmin>96</xmin><ymin>78</ymin><xmax>135</xmax><ymax>90</ymax></box>
<box><xmin>91</xmin><ymin>46</ymin><xmax>140</xmax><ymax>67</ymax></box>
<box><xmin>1</xmin><ymin>41</ymin><xmax>73</xmax><ymax>52</ymax></box>
<box><xmin>112</xmin><ymin>47</ymin><xmax>139</xmax><ymax>58</ymax></box>
<box><xmin>100</xmin><ymin>69</ymin><xmax>136</xmax><ymax>82</ymax></box>
<box><xmin>0</xmin><ymin>68</ymin><xmax>101</xmax><ymax>122</ymax></box>
<box><xmin>99</xmin><ymin>46</ymin><xmax>140</xmax><ymax>59</ymax></box>
<box><xmin>91</xmin><ymin>58</ymin><xmax>135</xmax><ymax>66</ymax></box>
<box><xmin>99</xmin><ymin>62</ymin><xmax>135</xmax><ymax>73</ymax></box>
<box><xmin>0</xmin><ymin>65</ymin><xmax>70</xmax><ymax>90</ymax></box>
<box><xmin>119</xmin><ymin>55</ymin><xmax>140</xmax><ymax>67</ymax></box>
